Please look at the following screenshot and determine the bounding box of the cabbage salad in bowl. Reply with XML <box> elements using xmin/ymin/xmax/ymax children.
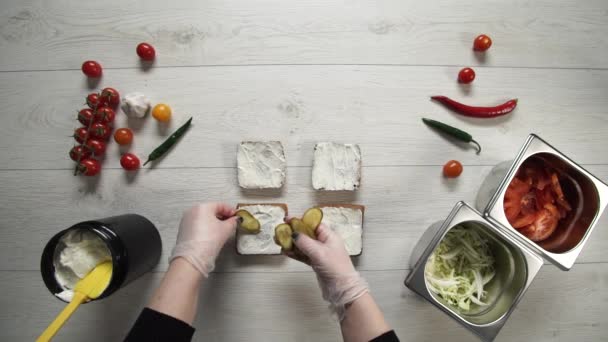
<box><xmin>424</xmin><ymin>226</ymin><xmax>496</xmax><ymax>312</ymax></box>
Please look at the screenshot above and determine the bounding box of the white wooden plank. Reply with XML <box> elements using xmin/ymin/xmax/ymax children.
<box><xmin>0</xmin><ymin>265</ymin><xmax>605</xmax><ymax>341</ymax></box>
<box><xmin>2</xmin><ymin>166</ymin><xmax>607</xmax><ymax>272</ymax></box>
<box><xmin>1</xmin><ymin>0</ymin><xmax>608</xmax><ymax>70</ymax></box>
<box><xmin>1</xmin><ymin>66</ymin><xmax>607</xmax><ymax>170</ymax></box>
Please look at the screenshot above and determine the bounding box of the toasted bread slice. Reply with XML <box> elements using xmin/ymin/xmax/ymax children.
<box><xmin>312</xmin><ymin>143</ymin><xmax>362</xmax><ymax>191</ymax></box>
<box><xmin>236</xmin><ymin>203</ymin><xmax>288</xmax><ymax>255</ymax></box>
<box><xmin>317</xmin><ymin>204</ymin><xmax>365</xmax><ymax>256</ymax></box>
<box><xmin>237</xmin><ymin>141</ymin><xmax>286</xmax><ymax>189</ymax></box>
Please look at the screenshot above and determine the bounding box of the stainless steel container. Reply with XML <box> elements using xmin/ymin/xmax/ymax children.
<box><xmin>405</xmin><ymin>134</ymin><xmax>608</xmax><ymax>341</ymax></box>
<box><xmin>476</xmin><ymin>134</ymin><xmax>608</xmax><ymax>270</ymax></box>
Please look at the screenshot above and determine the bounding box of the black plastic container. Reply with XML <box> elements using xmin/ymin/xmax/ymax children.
<box><xmin>41</xmin><ymin>214</ymin><xmax>162</xmax><ymax>302</ymax></box>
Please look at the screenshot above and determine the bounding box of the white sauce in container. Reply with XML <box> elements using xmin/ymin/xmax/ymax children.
<box><xmin>53</xmin><ymin>229</ymin><xmax>112</xmax><ymax>301</ymax></box>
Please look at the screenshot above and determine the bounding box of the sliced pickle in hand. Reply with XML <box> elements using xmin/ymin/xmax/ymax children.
<box><xmin>290</xmin><ymin>218</ymin><xmax>315</xmax><ymax>238</ymax></box>
<box><xmin>274</xmin><ymin>223</ymin><xmax>293</xmax><ymax>250</ymax></box>
<box><xmin>302</xmin><ymin>207</ymin><xmax>323</xmax><ymax>232</ymax></box>
<box><xmin>235</xmin><ymin>210</ymin><xmax>261</xmax><ymax>234</ymax></box>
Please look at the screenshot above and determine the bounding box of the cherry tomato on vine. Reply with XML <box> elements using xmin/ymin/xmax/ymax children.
<box><xmin>69</xmin><ymin>145</ymin><xmax>91</xmax><ymax>161</ymax></box>
<box><xmin>458</xmin><ymin>67</ymin><xmax>476</xmax><ymax>84</ymax></box>
<box><xmin>78</xmin><ymin>108</ymin><xmax>94</xmax><ymax>126</ymax></box>
<box><xmin>120</xmin><ymin>153</ymin><xmax>141</xmax><ymax>171</ymax></box>
<box><xmin>89</xmin><ymin>122</ymin><xmax>111</xmax><ymax>140</ymax></box>
<box><xmin>86</xmin><ymin>139</ymin><xmax>106</xmax><ymax>156</ymax></box>
<box><xmin>86</xmin><ymin>93</ymin><xmax>102</xmax><ymax>109</ymax></box>
<box><xmin>100</xmin><ymin>87</ymin><xmax>120</xmax><ymax>108</ymax></box>
<box><xmin>136</xmin><ymin>43</ymin><xmax>156</xmax><ymax>61</ymax></box>
<box><xmin>73</xmin><ymin>127</ymin><xmax>88</xmax><ymax>144</ymax></box>
<box><xmin>113</xmin><ymin>128</ymin><xmax>134</xmax><ymax>145</ymax></box>
<box><xmin>81</xmin><ymin>61</ymin><xmax>102</xmax><ymax>78</ymax></box>
<box><xmin>473</xmin><ymin>34</ymin><xmax>492</xmax><ymax>52</ymax></box>
<box><xmin>443</xmin><ymin>160</ymin><xmax>463</xmax><ymax>178</ymax></box>
<box><xmin>94</xmin><ymin>107</ymin><xmax>116</xmax><ymax>124</ymax></box>
<box><xmin>78</xmin><ymin>159</ymin><xmax>101</xmax><ymax>176</ymax></box>
<box><xmin>152</xmin><ymin>104</ymin><xmax>172</xmax><ymax>122</ymax></box>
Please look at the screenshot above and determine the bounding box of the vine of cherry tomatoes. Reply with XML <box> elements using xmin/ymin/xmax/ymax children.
<box><xmin>70</xmin><ymin>87</ymin><xmax>120</xmax><ymax>176</ymax></box>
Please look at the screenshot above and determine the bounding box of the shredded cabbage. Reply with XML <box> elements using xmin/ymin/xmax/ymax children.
<box><xmin>425</xmin><ymin>226</ymin><xmax>496</xmax><ymax>312</ymax></box>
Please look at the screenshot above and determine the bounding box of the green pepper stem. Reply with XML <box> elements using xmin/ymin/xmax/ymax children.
<box><xmin>143</xmin><ymin>159</ymin><xmax>151</xmax><ymax>166</ymax></box>
<box><xmin>471</xmin><ymin>139</ymin><xmax>482</xmax><ymax>155</ymax></box>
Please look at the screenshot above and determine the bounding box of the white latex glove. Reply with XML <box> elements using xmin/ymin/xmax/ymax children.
<box><xmin>169</xmin><ymin>203</ymin><xmax>238</xmax><ymax>277</ymax></box>
<box><xmin>287</xmin><ymin>224</ymin><xmax>369</xmax><ymax>320</ymax></box>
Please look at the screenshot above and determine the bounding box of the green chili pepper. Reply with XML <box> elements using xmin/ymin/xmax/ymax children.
<box><xmin>143</xmin><ymin>117</ymin><xmax>193</xmax><ymax>166</ymax></box>
<box><xmin>422</xmin><ymin>118</ymin><xmax>481</xmax><ymax>154</ymax></box>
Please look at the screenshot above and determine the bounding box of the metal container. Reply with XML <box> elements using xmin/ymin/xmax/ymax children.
<box><xmin>405</xmin><ymin>202</ymin><xmax>543</xmax><ymax>341</ymax></box>
<box><xmin>476</xmin><ymin>134</ymin><xmax>608</xmax><ymax>270</ymax></box>
<box><xmin>405</xmin><ymin>134</ymin><xmax>608</xmax><ymax>341</ymax></box>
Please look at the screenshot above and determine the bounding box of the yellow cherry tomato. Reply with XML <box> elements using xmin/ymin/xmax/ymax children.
<box><xmin>152</xmin><ymin>104</ymin><xmax>172</xmax><ymax>122</ymax></box>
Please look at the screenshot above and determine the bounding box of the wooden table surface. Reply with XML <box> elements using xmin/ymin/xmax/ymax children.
<box><xmin>1</xmin><ymin>0</ymin><xmax>607</xmax><ymax>341</ymax></box>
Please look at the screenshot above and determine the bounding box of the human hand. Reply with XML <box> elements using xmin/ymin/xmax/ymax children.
<box><xmin>169</xmin><ymin>203</ymin><xmax>239</xmax><ymax>277</ymax></box>
<box><xmin>285</xmin><ymin>224</ymin><xmax>369</xmax><ymax>319</ymax></box>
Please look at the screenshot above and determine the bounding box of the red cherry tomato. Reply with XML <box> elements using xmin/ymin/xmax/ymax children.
<box><xmin>94</xmin><ymin>107</ymin><xmax>116</xmax><ymax>124</ymax></box>
<box><xmin>120</xmin><ymin>153</ymin><xmax>141</xmax><ymax>171</ymax></box>
<box><xmin>136</xmin><ymin>43</ymin><xmax>156</xmax><ymax>61</ymax></box>
<box><xmin>85</xmin><ymin>139</ymin><xmax>106</xmax><ymax>156</ymax></box>
<box><xmin>458</xmin><ymin>67</ymin><xmax>476</xmax><ymax>84</ymax></box>
<box><xmin>100</xmin><ymin>87</ymin><xmax>120</xmax><ymax>108</ymax></box>
<box><xmin>443</xmin><ymin>160</ymin><xmax>463</xmax><ymax>178</ymax></box>
<box><xmin>78</xmin><ymin>108</ymin><xmax>94</xmax><ymax>126</ymax></box>
<box><xmin>81</xmin><ymin>61</ymin><xmax>102</xmax><ymax>78</ymax></box>
<box><xmin>78</xmin><ymin>159</ymin><xmax>101</xmax><ymax>176</ymax></box>
<box><xmin>73</xmin><ymin>127</ymin><xmax>88</xmax><ymax>144</ymax></box>
<box><xmin>69</xmin><ymin>145</ymin><xmax>91</xmax><ymax>161</ymax></box>
<box><xmin>86</xmin><ymin>93</ymin><xmax>102</xmax><ymax>109</ymax></box>
<box><xmin>89</xmin><ymin>122</ymin><xmax>111</xmax><ymax>140</ymax></box>
<box><xmin>473</xmin><ymin>34</ymin><xmax>492</xmax><ymax>52</ymax></box>
<box><xmin>113</xmin><ymin>128</ymin><xmax>134</xmax><ymax>145</ymax></box>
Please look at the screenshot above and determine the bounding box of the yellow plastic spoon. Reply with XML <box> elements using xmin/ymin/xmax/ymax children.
<box><xmin>37</xmin><ymin>261</ymin><xmax>113</xmax><ymax>342</ymax></box>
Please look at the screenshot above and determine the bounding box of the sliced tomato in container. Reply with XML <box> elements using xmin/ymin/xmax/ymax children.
<box><xmin>518</xmin><ymin>204</ymin><xmax>560</xmax><ymax>241</ymax></box>
<box><xmin>520</xmin><ymin>192</ymin><xmax>537</xmax><ymax>215</ymax></box>
<box><xmin>504</xmin><ymin>177</ymin><xmax>530</xmax><ymax>222</ymax></box>
<box><xmin>511</xmin><ymin>213</ymin><xmax>537</xmax><ymax>229</ymax></box>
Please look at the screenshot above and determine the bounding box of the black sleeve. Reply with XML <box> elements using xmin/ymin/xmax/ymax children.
<box><xmin>370</xmin><ymin>330</ymin><xmax>400</xmax><ymax>342</ymax></box>
<box><xmin>124</xmin><ymin>308</ymin><xmax>195</xmax><ymax>342</ymax></box>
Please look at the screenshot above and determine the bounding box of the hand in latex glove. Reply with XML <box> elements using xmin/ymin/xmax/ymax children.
<box><xmin>286</xmin><ymin>224</ymin><xmax>369</xmax><ymax>320</ymax></box>
<box><xmin>169</xmin><ymin>203</ymin><xmax>238</xmax><ymax>277</ymax></box>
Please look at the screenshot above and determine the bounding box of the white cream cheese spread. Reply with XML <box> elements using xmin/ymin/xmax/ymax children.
<box><xmin>53</xmin><ymin>229</ymin><xmax>112</xmax><ymax>301</ymax></box>
<box><xmin>321</xmin><ymin>207</ymin><xmax>363</xmax><ymax>255</ymax></box>
<box><xmin>237</xmin><ymin>141</ymin><xmax>286</xmax><ymax>189</ymax></box>
<box><xmin>121</xmin><ymin>92</ymin><xmax>151</xmax><ymax>118</ymax></box>
<box><xmin>237</xmin><ymin>205</ymin><xmax>285</xmax><ymax>255</ymax></box>
<box><xmin>312</xmin><ymin>142</ymin><xmax>362</xmax><ymax>191</ymax></box>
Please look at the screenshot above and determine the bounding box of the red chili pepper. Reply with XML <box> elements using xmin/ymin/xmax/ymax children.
<box><xmin>431</xmin><ymin>96</ymin><xmax>518</xmax><ymax>118</ymax></box>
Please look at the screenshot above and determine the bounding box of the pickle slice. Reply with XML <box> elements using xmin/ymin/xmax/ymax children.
<box><xmin>290</xmin><ymin>218</ymin><xmax>315</xmax><ymax>238</ymax></box>
<box><xmin>274</xmin><ymin>223</ymin><xmax>293</xmax><ymax>250</ymax></box>
<box><xmin>302</xmin><ymin>207</ymin><xmax>323</xmax><ymax>232</ymax></box>
<box><xmin>235</xmin><ymin>210</ymin><xmax>261</xmax><ymax>234</ymax></box>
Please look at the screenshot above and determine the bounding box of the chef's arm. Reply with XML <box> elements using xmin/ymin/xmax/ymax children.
<box><xmin>124</xmin><ymin>259</ymin><xmax>200</xmax><ymax>342</ymax></box>
<box><xmin>341</xmin><ymin>293</ymin><xmax>397</xmax><ymax>342</ymax></box>
<box><xmin>125</xmin><ymin>203</ymin><xmax>239</xmax><ymax>342</ymax></box>
<box><xmin>288</xmin><ymin>226</ymin><xmax>400</xmax><ymax>342</ymax></box>
<box><xmin>148</xmin><ymin>258</ymin><xmax>202</xmax><ymax>324</ymax></box>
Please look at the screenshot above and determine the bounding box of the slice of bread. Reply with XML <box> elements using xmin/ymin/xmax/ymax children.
<box><xmin>312</xmin><ymin>142</ymin><xmax>362</xmax><ymax>191</ymax></box>
<box><xmin>317</xmin><ymin>204</ymin><xmax>365</xmax><ymax>256</ymax></box>
<box><xmin>237</xmin><ymin>141</ymin><xmax>286</xmax><ymax>189</ymax></box>
<box><xmin>236</xmin><ymin>203</ymin><xmax>288</xmax><ymax>255</ymax></box>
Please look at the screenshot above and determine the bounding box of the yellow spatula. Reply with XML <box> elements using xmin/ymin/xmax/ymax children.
<box><xmin>37</xmin><ymin>261</ymin><xmax>113</xmax><ymax>342</ymax></box>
